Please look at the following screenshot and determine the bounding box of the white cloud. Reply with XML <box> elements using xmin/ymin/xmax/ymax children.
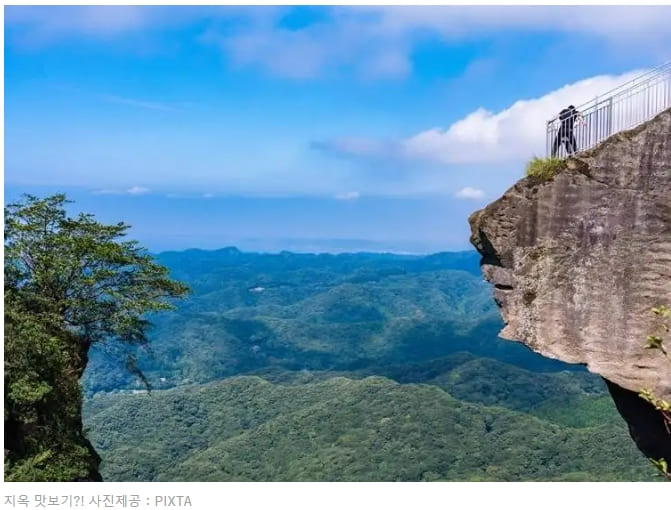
<box><xmin>318</xmin><ymin>66</ymin><xmax>671</xmax><ymax>166</ymax></box>
<box><xmin>9</xmin><ymin>6</ymin><xmax>671</xmax><ymax>44</ymax></box>
<box><xmin>335</xmin><ymin>191</ymin><xmax>360</xmax><ymax>200</ymax></box>
<box><xmin>206</xmin><ymin>11</ymin><xmax>412</xmax><ymax>80</ymax></box>
<box><xmin>216</xmin><ymin>6</ymin><xmax>671</xmax><ymax>80</ymax></box>
<box><xmin>219</xmin><ymin>27</ymin><xmax>329</xmax><ymax>80</ymax></box>
<box><xmin>362</xmin><ymin>49</ymin><xmax>411</xmax><ymax>80</ymax></box>
<box><xmin>373</xmin><ymin>6</ymin><xmax>671</xmax><ymax>43</ymax></box>
<box><xmin>454</xmin><ymin>186</ymin><xmax>485</xmax><ymax>200</ymax></box>
<box><xmin>127</xmin><ymin>186</ymin><xmax>150</xmax><ymax>195</ymax></box>
<box><xmin>5</xmin><ymin>6</ymin><xmax>146</xmax><ymax>37</ymax></box>
<box><xmin>209</xmin><ymin>6</ymin><xmax>671</xmax><ymax>80</ymax></box>
<box><xmin>205</xmin><ymin>6</ymin><xmax>671</xmax><ymax>80</ymax></box>
<box><xmin>454</xmin><ymin>187</ymin><xmax>485</xmax><ymax>200</ymax></box>
<box><xmin>402</xmin><ymin>69</ymin><xmax>652</xmax><ymax>164</ymax></box>
<box><xmin>92</xmin><ymin>186</ymin><xmax>151</xmax><ymax>195</ymax></box>
<box><xmin>7</xmin><ymin>6</ymin><xmax>671</xmax><ymax>78</ymax></box>
<box><xmin>4</xmin><ymin>5</ymin><xmax>226</xmax><ymax>47</ymax></box>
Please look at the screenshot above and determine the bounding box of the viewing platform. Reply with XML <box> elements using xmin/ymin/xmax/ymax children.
<box><xmin>547</xmin><ymin>60</ymin><xmax>671</xmax><ymax>158</ymax></box>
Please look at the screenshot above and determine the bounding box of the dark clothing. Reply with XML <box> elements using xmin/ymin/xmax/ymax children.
<box><xmin>552</xmin><ymin>131</ymin><xmax>577</xmax><ymax>157</ymax></box>
<box><xmin>552</xmin><ymin>106</ymin><xmax>580</xmax><ymax>157</ymax></box>
<box><xmin>559</xmin><ymin>106</ymin><xmax>579</xmax><ymax>133</ymax></box>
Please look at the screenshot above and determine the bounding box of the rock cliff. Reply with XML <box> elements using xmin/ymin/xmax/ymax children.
<box><xmin>469</xmin><ymin>108</ymin><xmax>671</xmax><ymax>463</ymax></box>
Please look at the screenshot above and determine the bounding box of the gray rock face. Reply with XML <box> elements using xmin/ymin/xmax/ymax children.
<box><xmin>469</xmin><ymin>109</ymin><xmax>671</xmax><ymax>460</ymax></box>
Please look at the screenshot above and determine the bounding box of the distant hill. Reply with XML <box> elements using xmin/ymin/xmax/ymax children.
<box><xmin>83</xmin><ymin>249</ymin><xmax>571</xmax><ymax>394</ymax></box>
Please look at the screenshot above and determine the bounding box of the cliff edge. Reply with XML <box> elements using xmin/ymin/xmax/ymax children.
<box><xmin>469</xmin><ymin>108</ymin><xmax>671</xmax><ymax>463</ymax></box>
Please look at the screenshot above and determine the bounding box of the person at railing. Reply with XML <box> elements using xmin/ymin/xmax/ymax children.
<box><xmin>551</xmin><ymin>105</ymin><xmax>584</xmax><ymax>157</ymax></box>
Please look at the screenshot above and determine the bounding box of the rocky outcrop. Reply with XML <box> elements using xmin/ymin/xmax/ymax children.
<box><xmin>469</xmin><ymin>108</ymin><xmax>671</xmax><ymax>462</ymax></box>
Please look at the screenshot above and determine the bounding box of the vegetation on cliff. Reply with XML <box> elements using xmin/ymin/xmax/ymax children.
<box><xmin>640</xmin><ymin>305</ymin><xmax>671</xmax><ymax>479</ymax></box>
<box><xmin>4</xmin><ymin>194</ymin><xmax>188</xmax><ymax>481</ymax></box>
<box><xmin>524</xmin><ymin>156</ymin><xmax>565</xmax><ymax>181</ymax></box>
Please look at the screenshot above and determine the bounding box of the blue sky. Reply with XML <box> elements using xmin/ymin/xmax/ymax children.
<box><xmin>5</xmin><ymin>5</ymin><xmax>671</xmax><ymax>252</ymax></box>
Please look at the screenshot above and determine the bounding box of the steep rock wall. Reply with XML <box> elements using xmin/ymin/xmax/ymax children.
<box><xmin>469</xmin><ymin>108</ymin><xmax>671</xmax><ymax>462</ymax></box>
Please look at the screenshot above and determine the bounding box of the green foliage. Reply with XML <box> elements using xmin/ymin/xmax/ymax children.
<box><xmin>4</xmin><ymin>291</ymin><xmax>99</xmax><ymax>481</ymax></box>
<box><xmin>525</xmin><ymin>156</ymin><xmax>564</xmax><ymax>181</ymax></box>
<box><xmin>84</xmin><ymin>371</ymin><xmax>654</xmax><ymax>482</ymax></box>
<box><xmin>638</xmin><ymin>389</ymin><xmax>671</xmax><ymax>413</ymax></box>
<box><xmin>638</xmin><ymin>306</ymin><xmax>671</xmax><ymax>418</ymax></box>
<box><xmin>652</xmin><ymin>305</ymin><xmax>671</xmax><ymax>318</ymax></box>
<box><xmin>529</xmin><ymin>396</ymin><xmax>618</xmax><ymax>429</ymax></box>
<box><xmin>646</xmin><ymin>305</ymin><xmax>670</xmax><ymax>355</ymax></box>
<box><xmin>5</xmin><ymin>194</ymin><xmax>189</xmax><ymax>355</ymax></box>
<box><xmin>4</xmin><ymin>194</ymin><xmax>188</xmax><ymax>481</ymax></box>
<box><xmin>638</xmin><ymin>305</ymin><xmax>671</xmax><ymax>480</ymax></box>
<box><xmin>650</xmin><ymin>458</ymin><xmax>671</xmax><ymax>480</ymax></box>
<box><xmin>425</xmin><ymin>357</ymin><xmax>604</xmax><ymax>414</ymax></box>
<box><xmin>646</xmin><ymin>335</ymin><xmax>667</xmax><ymax>352</ymax></box>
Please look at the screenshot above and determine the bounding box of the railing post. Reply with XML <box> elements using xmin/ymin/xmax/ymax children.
<box><xmin>547</xmin><ymin>120</ymin><xmax>552</xmax><ymax>158</ymax></box>
<box><xmin>607</xmin><ymin>96</ymin><xmax>613</xmax><ymax>137</ymax></box>
<box><xmin>592</xmin><ymin>96</ymin><xmax>598</xmax><ymax>147</ymax></box>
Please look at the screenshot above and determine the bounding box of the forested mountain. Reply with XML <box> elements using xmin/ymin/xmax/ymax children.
<box><xmin>83</xmin><ymin>249</ymin><xmax>569</xmax><ymax>394</ymax></box>
<box><xmin>84</xmin><ymin>359</ymin><xmax>651</xmax><ymax>481</ymax></box>
<box><xmin>82</xmin><ymin>249</ymin><xmax>657</xmax><ymax>481</ymax></box>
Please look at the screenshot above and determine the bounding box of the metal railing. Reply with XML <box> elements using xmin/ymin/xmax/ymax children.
<box><xmin>546</xmin><ymin>60</ymin><xmax>671</xmax><ymax>158</ymax></box>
